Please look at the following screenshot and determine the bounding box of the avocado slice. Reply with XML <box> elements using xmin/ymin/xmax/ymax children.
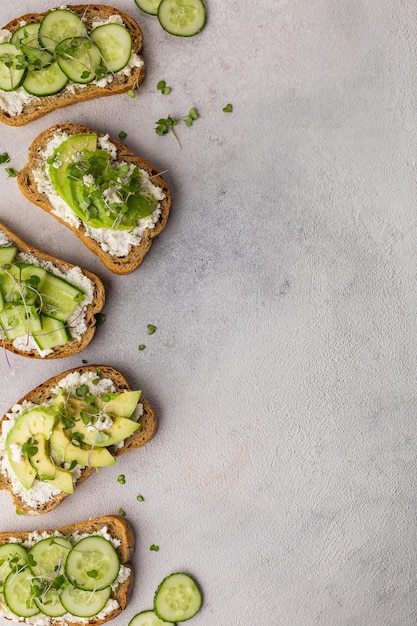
<box><xmin>6</xmin><ymin>407</ymin><xmax>57</xmax><ymax>490</ymax></box>
<box><xmin>45</xmin><ymin>466</ymin><xmax>74</xmax><ymax>494</ymax></box>
<box><xmin>29</xmin><ymin>433</ymin><xmax>56</xmax><ymax>480</ymax></box>
<box><xmin>48</xmin><ymin>133</ymin><xmax>97</xmax><ymax>205</ymax></box>
<box><xmin>70</xmin><ymin>415</ymin><xmax>140</xmax><ymax>447</ymax></box>
<box><xmin>49</xmin><ymin>422</ymin><xmax>116</xmax><ymax>468</ymax></box>
<box><xmin>98</xmin><ymin>390</ymin><xmax>141</xmax><ymax>418</ymax></box>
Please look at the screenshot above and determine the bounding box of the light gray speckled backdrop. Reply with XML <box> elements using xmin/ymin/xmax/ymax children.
<box><xmin>1</xmin><ymin>1</ymin><xmax>417</xmax><ymax>624</ymax></box>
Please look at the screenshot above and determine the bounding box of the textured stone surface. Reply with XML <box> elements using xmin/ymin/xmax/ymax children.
<box><xmin>0</xmin><ymin>1</ymin><xmax>417</xmax><ymax>624</ymax></box>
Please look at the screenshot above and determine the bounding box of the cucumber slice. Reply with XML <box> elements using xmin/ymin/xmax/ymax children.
<box><xmin>56</xmin><ymin>37</ymin><xmax>103</xmax><ymax>84</ymax></box>
<box><xmin>129</xmin><ymin>610</ymin><xmax>172</xmax><ymax>626</ymax></box>
<box><xmin>60</xmin><ymin>583</ymin><xmax>111</xmax><ymax>617</ymax></box>
<box><xmin>3</xmin><ymin>566</ymin><xmax>40</xmax><ymax>617</ymax></box>
<box><xmin>65</xmin><ymin>536</ymin><xmax>120</xmax><ymax>591</ymax></box>
<box><xmin>28</xmin><ymin>536</ymin><xmax>72</xmax><ymax>579</ymax></box>
<box><xmin>34</xmin><ymin>587</ymin><xmax>67</xmax><ymax>617</ymax></box>
<box><xmin>0</xmin><ymin>43</ymin><xmax>26</xmax><ymax>91</ymax></box>
<box><xmin>0</xmin><ymin>544</ymin><xmax>28</xmax><ymax>585</ymax></box>
<box><xmin>39</xmin><ymin>9</ymin><xmax>88</xmax><ymax>53</ymax></box>
<box><xmin>154</xmin><ymin>573</ymin><xmax>202</xmax><ymax>622</ymax></box>
<box><xmin>10</xmin><ymin>23</ymin><xmax>53</xmax><ymax>69</ymax></box>
<box><xmin>0</xmin><ymin>246</ymin><xmax>17</xmax><ymax>266</ymax></box>
<box><xmin>23</xmin><ymin>61</ymin><xmax>68</xmax><ymax>96</ymax></box>
<box><xmin>33</xmin><ymin>315</ymin><xmax>71</xmax><ymax>351</ymax></box>
<box><xmin>0</xmin><ymin>303</ymin><xmax>42</xmax><ymax>340</ymax></box>
<box><xmin>135</xmin><ymin>0</ymin><xmax>161</xmax><ymax>16</ymax></box>
<box><xmin>90</xmin><ymin>24</ymin><xmax>132</xmax><ymax>73</ymax></box>
<box><xmin>40</xmin><ymin>272</ymin><xmax>85</xmax><ymax>322</ymax></box>
<box><xmin>157</xmin><ymin>0</ymin><xmax>206</xmax><ymax>37</ymax></box>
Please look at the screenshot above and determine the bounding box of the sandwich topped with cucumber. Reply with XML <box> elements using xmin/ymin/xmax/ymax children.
<box><xmin>18</xmin><ymin>123</ymin><xmax>171</xmax><ymax>274</ymax></box>
<box><xmin>0</xmin><ymin>515</ymin><xmax>135</xmax><ymax>625</ymax></box>
<box><xmin>0</xmin><ymin>221</ymin><xmax>105</xmax><ymax>359</ymax></box>
<box><xmin>0</xmin><ymin>365</ymin><xmax>158</xmax><ymax>515</ymax></box>
<box><xmin>0</xmin><ymin>5</ymin><xmax>146</xmax><ymax>126</ymax></box>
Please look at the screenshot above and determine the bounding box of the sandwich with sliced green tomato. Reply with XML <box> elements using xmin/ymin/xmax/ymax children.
<box><xmin>0</xmin><ymin>515</ymin><xmax>135</xmax><ymax>626</ymax></box>
<box><xmin>0</xmin><ymin>365</ymin><xmax>158</xmax><ymax>514</ymax></box>
<box><xmin>18</xmin><ymin>123</ymin><xmax>171</xmax><ymax>274</ymax></box>
<box><xmin>0</xmin><ymin>5</ymin><xmax>146</xmax><ymax>126</ymax></box>
<box><xmin>0</xmin><ymin>221</ymin><xmax>105</xmax><ymax>359</ymax></box>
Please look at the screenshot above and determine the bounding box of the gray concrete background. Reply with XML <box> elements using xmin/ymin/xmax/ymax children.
<box><xmin>1</xmin><ymin>1</ymin><xmax>417</xmax><ymax>624</ymax></box>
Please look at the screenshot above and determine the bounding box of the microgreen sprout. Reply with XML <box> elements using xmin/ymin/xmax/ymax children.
<box><xmin>138</xmin><ymin>344</ymin><xmax>146</xmax><ymax>351</ymax></box>
<box><xmin>157</xmin><ymin>80</ymin><xmax>172</xmax><ymax>95</ymax></box>
<box><xmin>0</xmin><ymin>153</ymin><xmax>10</xmax><ymax>164</ymax></box>
<box><xmin>118</xmin><ymin>507</ymin><xmax>126</xmax><ymax>516</ymax></box>
<box><xmin>117</xmin><ymin>474</ymin><xmax>126</xmax><ymax>484</ymax></box>
<box><xmin>118</xmin><ymin>130</ymin><xmax>127</xmax><ymax>139</ymax></box>
<box><xmin>155</xmin><ymin>108</ymin><xmax>199</xmax><ymax>147</ymax></box>
<box><xmin>137</xmin><ymin>494</ymin><xmax>144</xmax><ymax>502</ymax></box>
<box><xmin>95</xmin><ymin>313</ymin><xmax>106</xmax><ymax>325</ymax></box>
<box><xmin>149</xmin><ymin>544</ymin><xmax>159</xmax><ymax>551</ymax></box>
<box><xmin>223</xmin><ymin>103</ymin><xmax>233</xmax><ymax>112</ymax></box>
<box><xmin>147</xmin><ymin>324</ymin><xmax>156</xmax><ymax>335</ymax></box>
<box><xmin>127</xmin><ymin>89</ymin><xmax>136</xmax><ymax>98</ymax></box>
<box><xmin>16</xmin><ymin>509</ymin><xmax>23</xmax><ymax>515</ymax></box>
<box><xmin>5</xmin><ymin>167</ymin><xmax>18</xmax><ymax>178</ymax></box>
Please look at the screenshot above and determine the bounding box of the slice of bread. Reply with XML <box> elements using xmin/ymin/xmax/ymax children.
<box><xmin>0</xmin><ymin>514</ymin><xmax>135</xmax><ymax>626</ymax></box>
<box><xmin>18</xmin><ymin>123</ymin><xmax>172</xmax><ymax>274</ymax></box>
<box><xmin>0</xmin><ymin>220</ymin><xmax>105</xmax><ymax>359</ymax></box>
<box><xmin>0</xmin><ymin>365</ymin><xmax>158</xmax><ymax>515</ymax></box>
<box><xmin>0</xmin><ymin>5</ymin><xmax>146</xmax><ymax>126</ymax></box>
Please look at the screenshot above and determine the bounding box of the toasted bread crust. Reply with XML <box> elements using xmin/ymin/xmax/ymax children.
<box><xmin>0</xmin><ymin>220</ymin><xmax>105</xmax><ymax>359</ymax></box>
<box><xmin>18</xmin><ymin>123</ymin><xmax>172</xmax><ymax>274</ymax></box>
<box><xmin>0</xmin><ymin>515</ymin><xmax>135</xmax><ymax>626</ymax></box>
<box><xmin>0</xmin><ymin>5</ymin><xmax>146</xmax><ymax>126</ymax></box>
<box><xmin>0</xmin><ymin>365</ymin><xmax>158</xmax><ymax>515</ymax></box>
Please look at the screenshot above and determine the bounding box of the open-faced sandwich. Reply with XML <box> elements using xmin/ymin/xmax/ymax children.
<box><xmin>0</xmin><ymin>514</ymin><xmax>134</xmax><ymax>625</ymax></box>
<box><xmin>0</xmin><ymin>365</ymin><xmax>158</xmax><ymax>514</ymax></box>
<box><xmin>0</xmin><ymin>221</ymin><xmax>105</xmax><ymax>359</ymax></box>
<box><xmin>0</xmin><ymin>5</ymin><xmax>146</xmax><ymax>126</ymax></box>
<box><xmin>18</xmin><ymin>124</ymin><xmax>171</xmax><ymax>274</ymax></box>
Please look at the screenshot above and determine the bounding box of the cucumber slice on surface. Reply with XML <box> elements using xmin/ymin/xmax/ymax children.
<box><xmin>3</xmin><ymin>567</ymin><xmax>40</xmax><ymax>617</ymax></box>
<box><xmin>154</xmin><ymin>573</ymin><xmax>202</xmax><ymax>622</ymax></box>
<box><xmin>23</xmin><ymin>61</ymin><xmax>68</xmax><ymax>96</ymax></box>
<box><xmin>56</xmin><ymin>37</ymin><xmax>103</xmax><ymax>84</ymax></box>
<box><xmin>28</xmin><ymin>536</ymin><xmax>72</xmax><ymax>579</ymax></box>
<box><xmin>65</xmin><ymin>536</ymin><xmax>120</xmax><ymax>591</ymax></box>
<box><xmin>157</xmin><ymin>0</ymin><xmax>206</xmax><ymax>37</ymax></box>
<box><xmin>0</xmin><ymin>544</ymin><xmax>29</xmax><ymax>584</ymax></box>
<box><xmin>90</xmin><ymin>24</ymin><xmax>132</xmax><ymax>73</ymax></box>
<box><xmin>10</xmin><ymin>23</ymin><xmax>53</xmax><ymax>69</ymax></box>
<box><xmin>134</xmin><ymin>0</ymin><xmax>161</xmax><ymax>16</ymax></box>
<box><xmin>33</xmin><ymin>315</ymin><xmax>71</xmax><ymax>351</ymax></box>
<box><xmin>0</xmin><ymin>43</ymin><xmax>26</xmax><ymax>91</ymax></box>
<box><xmin>39</xmin><ymin>9</ymin><xmax>88</xmax><ymax>52</ymax></box>
<box><xmin>60</xmin><ymin>583</ymin><xmax>111</xmax><ymax>617</ymax></box>
<box><xmin>130</xmin><ymin>610</ymin><xmax>172</xmax><ymax>626</ymax></box>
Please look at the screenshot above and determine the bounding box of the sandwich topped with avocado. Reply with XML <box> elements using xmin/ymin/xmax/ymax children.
<box><xmin>18</xmin><ymin>123</ymin><xmax>171</xmax><ymax>274</ymax></box>
<box><xmin>0</xmin><ymin>365</ymin><xmax>158</xmax><ymax>515</ymax></box>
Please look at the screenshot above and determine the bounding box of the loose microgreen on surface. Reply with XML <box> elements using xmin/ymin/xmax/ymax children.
<box><xmin>223</xmin><ymin>103</ymin><xmax>233</xmax><ymax>112</ymax></box>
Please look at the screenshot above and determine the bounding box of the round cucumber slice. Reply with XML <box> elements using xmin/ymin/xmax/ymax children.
<box><xmin>157</xmin><ymin>0</ymin><xmax>206</xmax><ymax>37</ymax></box>
<box><xmin>134</xmin><ymin>0</ymin><xmax>161</xmax><ymax>16</ymax></box>
<box><xmin>129</xmin><ymin>610</ymin><xmax>172</xmax><ymax>626</ymax></box>
<box><xmin>0</xmin><ymin>43</ymin><xmax>26</xmax><ymax>91</ymax></box>
<box><xmin>90</xmin><ymin>24</ymin><xmax>132</xmax><ymax>73</ymax></box>
<box><xmin>60</xmin><ymin>583</ymin><xmax>111</xmax><ymax>617</ymax></box>
<box><xmin>10</xmin><ymin>23</ymin><xmax>53</xmax><ymax>69</ymax></box>
<box><xmin>154</xmin><ymin>573</ymin><xmax>202</xmax><ymax>622</ymax></box>
<box><xmin>23</xmin><ymin>61</ymin><xmax>68</xmax><ymax>96</ymax></box>
<box><xmin>34</xmin><ymin>588</ymin><xmax>67</xmax><ymax>618</ymax></box>
<box><xmin>39</xmin><ymin>9</ymin><xmax>88</xmax><ymax>53</ymax></box>
<box><xmin>28</xmin><ymin>536</ymin><xmax>72</xmax><ymax>579</ymax></box>
<box><xmin>3</xmin><ymin>566</ymin><xmax>40</xmax><ymax>618</ymax></box>
<box><xmin>0</xmin><ymin>543</ymin><xmax>29</xmax><ymax>584</ymax></box>
<box><xmin>65</xmin><ymin>536</ymin><xmax>120</xmax><ymax>591</ymax></box>
<box><xmin>56</xmin><ymin>37</ymin><xmax>103</xmax><ymax>84</ymax></box>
